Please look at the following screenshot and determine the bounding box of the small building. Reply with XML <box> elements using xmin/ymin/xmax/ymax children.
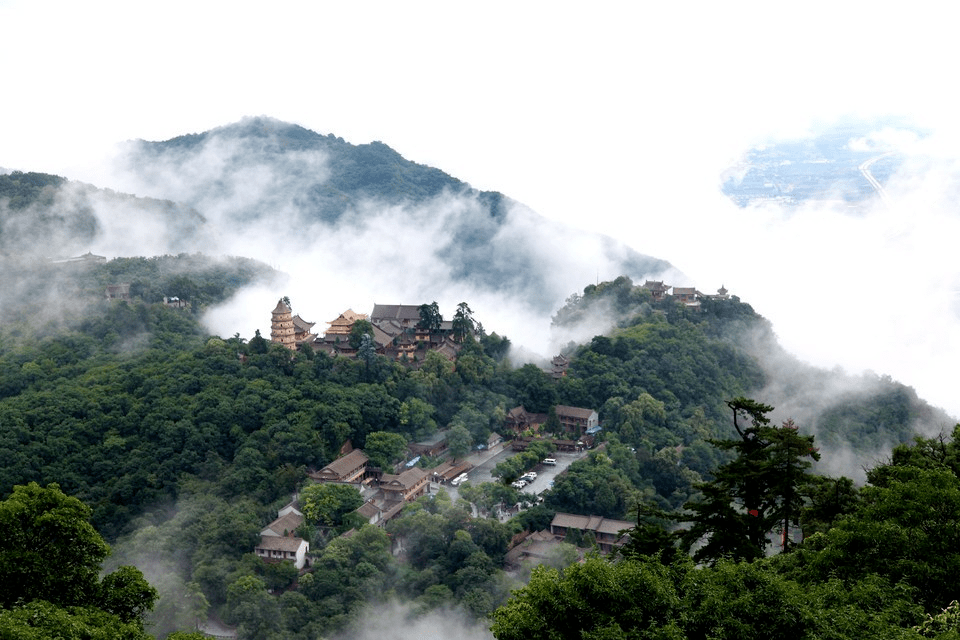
<box><xmin>52</xmin><ymin>251</ymin><xmax>106</xmax><ymax>265</ymax></box>
<box><xmin>254</xmin><ymin>536</ymin><xmax>310</xmax><ymax>569</ymax></box>
<box><xmin>105</xmin><ymin>283</ymin><xmax>131</xmax><ymax>301</ymax></box>
<box><xmin>260</xmin><ymin>512</ymin><xmax>304</xmax><ymax>538</ymax></box>
<box><xmin>642</xmin><ymin>280</ymin><xmax>670</xmax><ymax>302</ymax></box>
<box><xmin>292</xmin><ymin>314</ymin><xmax>317</xmax><ymax>344</ymax></box>
<box><xmin>260</xmin><ymin>505</ymin><xmax>304</xmax><ymax>538</ymax></box>
<box><xmin>549</xmin><ymin>513</ymin><xmax>633</xmax><ymax>553</ymax></box>
<box><xmin>504</xmin><ymin>529</ymin><xmax>575</xmax><ymax>570</ymax></box>
<box><xmin>356</xmin><ymin>499</ymin><xmax>385</xmax><ymax>527</ymax></box>
<box><xmin>551</xmin><ymin>438</ymin><xmax>585</xmax><ymax>453</ymax></box>
<box><xmin>409</xmin><ymin>431</ymin><xmax>449</xmax><ymax>458</ymax></box>
<box><xmin>271</xmin><ymin>299</ymin><xmax>297</xmax><ymax>349</ymax></box>
<box><xmin>310</xmin><ymin>449</ymin><xmax>369</xmax><ymax>484</ymax></box>
<box><xmin>554</xmin><ymin>405</ymin><xmax>599</xmax><ymax>438</ymax></box>
<box><xmin>255</xmin><ymin>504</ymin><xmax>309</xmax><ymax>570</ymax></box>
<box><xmin>429</xmin><ymin>459</ymin><xmax>473</xmax><ymax>484</ymax></box>
<box><xmin>432</xmin><ymin>337</ymin><xmax>462</xmax><ymax>360</ymax></box>
<box><xmin>671</xmin><ymin>287</ymin><xmax>702</xmax><ymax>309</ymax></box>
<box><xmin>549</xmin><ymin>354</ymin><xmax>570</xmax><ymax>379</ymax></box>
<box><xmin>378</xmin><ymin>467</ymin><xmax>429</xmax><ymax>502</ymax></box>
<box><xmin>505</xmin><ymin>406</ymin><xmax>548</xmax><ymax>434</ymax></box>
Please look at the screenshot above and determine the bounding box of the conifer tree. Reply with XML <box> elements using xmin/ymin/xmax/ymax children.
<box><xmin>680</xmin><ymin>397</ymin><xmax>820</xmax><ymax>564</ymax></box>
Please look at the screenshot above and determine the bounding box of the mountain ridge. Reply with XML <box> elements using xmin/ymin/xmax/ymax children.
<box><xmin>104</xmin><ymin>116</ymin><xmax>679</xmax><ymax>315</ymax></box>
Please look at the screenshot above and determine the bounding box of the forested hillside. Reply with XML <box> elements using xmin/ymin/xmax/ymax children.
<box><xmin>0</xmin><ymin>262</ymin><xmax>950</xmax><ymax>638</ymax></box>
<box><xmin>551</xmin><ymin>276</ymin><xmax>950</xmax><ymax>480</ymax></box>
<box><xmin>493</xmin><ymin>419</ymin><xmax>960</xmax><ymax>639</ymax></box>
<box><xmin>0</xmin><ymin>170</ymin><xmax>205</xmax><ymax>259</ymax></box>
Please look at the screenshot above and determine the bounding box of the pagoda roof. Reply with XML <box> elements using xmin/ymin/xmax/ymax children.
<box><xmin>328</xmin><ymin>309</ymin><xmax>368</xmax><ymax>324</ymax></box>
<box><xmin>292</xmin><ymin>315</ymin><xmax>315</xmax><ymax>332</ymax></box>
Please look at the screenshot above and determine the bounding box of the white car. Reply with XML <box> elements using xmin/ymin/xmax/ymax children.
<box><xmin>511</xmin><ymin>479</ymin><xmax>527</xmax><ymax>489</ymax></box>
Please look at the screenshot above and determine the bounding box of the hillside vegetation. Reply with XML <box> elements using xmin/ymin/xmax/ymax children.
<box><xmin>0</xmin><ymin>263</ymin><xmax>949</xmax><ymax>637</ymax></box>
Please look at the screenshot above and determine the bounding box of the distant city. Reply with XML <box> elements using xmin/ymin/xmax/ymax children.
<box><xmin>721</xmin><ymin>120</ymin><xmax>921</xmax><ymax>208</ymax></box>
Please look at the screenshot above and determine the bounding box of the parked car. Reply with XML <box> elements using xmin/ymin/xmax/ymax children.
<box><xmin>543</xmin><ymin>458</ymin><xmax>557</xmax><ymax>465</ymax></box>
<box><xmin>451</xmin><ymin>473</ymin><xmax>469</xmax><ymax>486</ymax></box>
<box><xmin>511</xmin><ymin>479</ymin><xmax>527</xmax><ymax>489</ymax></box>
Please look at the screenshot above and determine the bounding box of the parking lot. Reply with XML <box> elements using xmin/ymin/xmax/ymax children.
<box><xmin>441</xmin><ymin>445</ymin><xmax>586</xmax><ymax>503</ymax></box>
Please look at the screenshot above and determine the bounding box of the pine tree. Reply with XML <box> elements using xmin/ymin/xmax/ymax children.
<box><xmin>680</xmin><ymin>397</ymin><xmax>820</xmax><ymax>564</ymax></box>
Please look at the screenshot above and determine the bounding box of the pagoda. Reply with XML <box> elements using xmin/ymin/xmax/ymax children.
<box><xmin>271</xmin><ymin>299</ymin><xmax>297</xmax><ymax>349</ymax></box>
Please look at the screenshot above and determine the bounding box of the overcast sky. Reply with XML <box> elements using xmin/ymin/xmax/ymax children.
<box><xmin>3</xmin><ymin>0</ymin><xmax>960</xmax><ymax>418</ymax></box>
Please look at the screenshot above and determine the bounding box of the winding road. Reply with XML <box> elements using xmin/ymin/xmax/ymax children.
<box><xmin>859</xmin><ymin>151</ymin><xmax>896</xmax><ymax>207</ymax></box>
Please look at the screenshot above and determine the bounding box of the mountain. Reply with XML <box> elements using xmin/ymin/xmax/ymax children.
<box><xmin>0</xmin><ymin>171</ymin><xmax>204</xmax><ymax>260</ymax></box>
<box><xmin>105</xmin><ymin>116</ymin><xmax>677</xmax><ymax>313</ymax></box>
<box><xmin>1</xmin><ymin>116</ymin><xmax>956</xmax><ymax>638</ymax></box>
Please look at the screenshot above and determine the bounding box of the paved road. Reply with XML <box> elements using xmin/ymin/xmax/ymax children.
<box><xmin>439</xmin><ymin>445</ymin><xmax>586</xmax><ymax>505</ymax></box>
<box><xmin>859</xmin><ymin>151</ymin><xmax>895</xmax><ymax>208</ymax></box>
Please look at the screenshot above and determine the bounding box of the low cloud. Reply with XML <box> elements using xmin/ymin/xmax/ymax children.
<box><xmin>333</xmin><ymin>602</ymin><xmax>493</xmax><ymax>640</ymax></box>
<box><xmin>617</xmin><ymin>122</ymin><xmax>960</xmax><ymax>421</ymax></box>
<box><xmin>53</xmin><ymin>121</ymin><xmax>674</xmax><ymax>360</ymax></box>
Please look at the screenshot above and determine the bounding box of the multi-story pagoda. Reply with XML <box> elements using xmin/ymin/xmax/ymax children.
<box><xmin>271</xmin><ymin>299</ymin><xmax>297</xmax><ymax>349</ymax></box>
<box><xmin>271</xmin><ymin>299</ymin><xmax>317</xmax><ymax>349</ymax></box>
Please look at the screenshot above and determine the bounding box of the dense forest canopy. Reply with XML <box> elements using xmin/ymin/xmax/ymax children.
<box><xmin>0</xmin><ymin>256</ymin><xmax>953</xmax><ymax>638</ymax></box>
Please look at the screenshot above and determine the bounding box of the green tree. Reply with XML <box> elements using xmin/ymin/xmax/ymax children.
<box><xmin>97</xmin><ymin>565</ymin><xmax>159</xmax><ymax>626</ymax></box>
<box><xmin>399</xmin><ymin>397</ymin><xmax>437</xmax><ymax>439</ymax></box>
<box><xmin>417</xmin><ymin>301</ymin><xmax>442</xmax><ymax>334</ymax></box>
<box><xmin>680</xmin><ymin>398</ymin><xmax>820</xmax><ymax>564</ymax></box>
<box><xmin>681</xmin><ymin>559</ymin><xmax>814</xmax><ymax>640</ymax></box>
<box><xmin>0</xmin><ymin>483</ymin><xmax>158</xmax><ymax>632</ymax></box>
<box><xmin>0</xmin><ymin>601</ymin><xmax>153</xmax><ymax>640</ymax></box>
<box><xmin>481</xmin><ymin>331</ymin><xmax>511</xmax><ymax>362</ymax></box>
<box><xmin>0</xmin><ymin>482</ymin><xmax>110</xmax><ymax>609</ymax></box>
<box><xmin>299</xmin><ymin>483</ymin><xmax>364</xmax><ymax>528</ymax></box>
<box><xmin>357</xmin><ymin>333</ymin><xmax>378</xmax><ymax>380</ymax></box>
<box><xmin>248</xmin><ymin>329</ymin><xmax>269</xmax><ymax>354</ymax></box>
<box><xmin>490</xmin><ymin>555</ymin><xmax>684</xmax><ymax>640</ymax></box>
<box><xmin>508</xmin><ymin>364</ymin><xmax>558</xmax><ymax>413</ymax></box>
<box><xmin>790</xmin><ymin>464</ymin><xmax>960</xmax><ymax>612</ymax></box>
<box><xmin>544</xmin><ymin>405</ymin><xmax>561</xmax><ymax>434</ymax></box>
<box><xmin>364</xmin><ymin>431</ymin><xmax>408</xmax><ymax>471</ymax></box>
<box><xmin>452</xmin><ymin>302</ymin><xmax>475</xmax><ymax>342</ymax></box>
<box><xmin>225</xmin><ymin>574</ymin><xmax>280</xmax><ymax>640</ymax></box>
<box><xmin>448</xmin><ymin>424</ymin><xmax>472</xmax><ymax>460</ymax></box>
<box><xmin>619</xmin><ymin>502</ymin><xmax>679</xmax><ymax>563</ymax></box>
<box><xmin>349</xmin><ymin>319</ymin><xmax>374</xmax><ymax>350</ymax></box>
